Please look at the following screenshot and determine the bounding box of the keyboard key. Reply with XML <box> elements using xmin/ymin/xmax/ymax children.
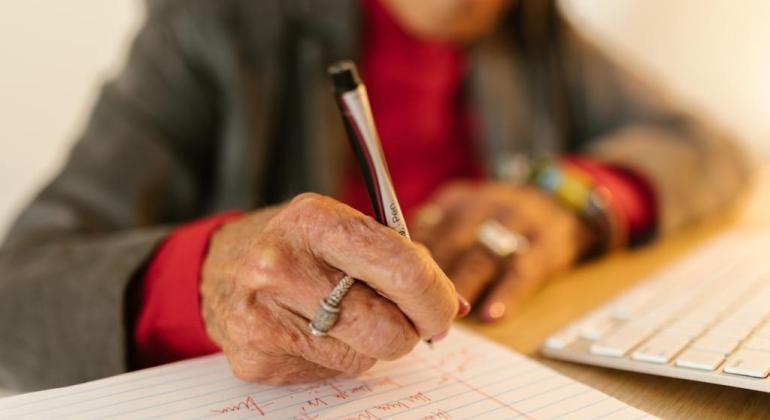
<box><xmin>724</xmin><ymin>350</ymin><xmax>770</xmax><ymax>378</ymax></box>
<box><xmin>544</xmin><ymin>328</ymin><xmax>579</xmax><ymax>350</ymax></box>
<box><xmin>675</xmin><ymin>349</ymin><xmax>725</xmax><ymax>371</ymax></box>
<box><xmin>675</xmin><ymin>312</ymin><xmax>716</xmax><ymax>326</ymax></box>
<box><xmin>632</xmin><ymin>333</ymin><xmax>690</xmax><ymax>364</ymax></box>
<box><xmin>590</xmin><ymin>325</ymin><xmax>652</xmax><ymax>357</ymax></box>
<box><xmin>728</xmin><ymin>308</ymin><xmax>768</xmax><ymax>323</ymax></box>
<box><xmin>691</xmin><ymin>335</ymin><xmax>740</xmax><ymax>355</ymax></box>
<box><xmin>743</xmin><ymin>337</ymin><xmax>770</xmax><ymax>352</ymax></box>
<box><xmin>754</xmin><ymin>323</ymin><xmax>770</xmax><ymax>339</ymax></box>
<box><xmin>662</xmin><ymin>321</ymin><xmax>706</xmax><ymax>339</ymax></box>
<box><xmin>708</xmin><ymin>322</ymin><xmax>754</xmax><ymax>340</ymax></box>
<box><xmin>610</xmin><ymin>296</ymin><xmax>651</xmax><ymax>320</ymax></box>
<box><xmin>634</xmin><ymin>311</ymin><xmax>674</xmax><ymax>327</ymax></box>
<box><xmin>579</xmin><ymin>317</ymin><xmax>614</xmax><ymax>341</ymax></box>
<box><xmin>722</xmin><ymin>312</ymin><xmax>765</xmax><ymax>327</ymax></box>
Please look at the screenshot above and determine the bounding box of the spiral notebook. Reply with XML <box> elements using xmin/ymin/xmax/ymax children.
<box><xmin>0</xmin><ymin>328</ymin><xmax>652</xmax><ymax>419</ymax></box>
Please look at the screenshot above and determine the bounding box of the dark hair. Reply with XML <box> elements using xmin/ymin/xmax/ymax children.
<box><xmin>506</xmin><ymin>0</ymin><xmax>578</xmax><ymax>151</ymax></box>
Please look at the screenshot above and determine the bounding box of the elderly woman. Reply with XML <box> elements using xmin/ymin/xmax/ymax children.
<box><xmin>0</xmin><ymin>0</ymin><xmax>747</xmax><ymax>390</ymax></box>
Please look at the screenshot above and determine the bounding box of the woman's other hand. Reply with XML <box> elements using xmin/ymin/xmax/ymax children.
<box><xmin>411</xmin><ymin>182</ymin><xmax>596</xmax><ymax>322</ymax></box>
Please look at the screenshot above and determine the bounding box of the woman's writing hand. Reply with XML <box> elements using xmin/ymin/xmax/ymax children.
<box><xmin>201</xmin><ymin>193</ymin><xmax>463</xmax><ymax>384</ymax></box>
<box><xmin>411</xmin><ymin>182</ymin><xmax>596</xmax><ymax>322</ymax></box>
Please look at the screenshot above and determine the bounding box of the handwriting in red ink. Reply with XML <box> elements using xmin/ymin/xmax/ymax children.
<box><xmin>209</xmin><ymin>396</ymin><xmax>273</xmax><ymax>416</ymax></box>
<box><xmin>306</xmin><ymin>397</ymin><xmax>328</xmax><ymax>408</ymax></box>
<box><xmin>435</xmin><ymin>347</ymin><xmax>480</xmax><ymax>373</ymax></box>
<box><xmin>421</xmin><ymin>408</ymin><xmax>452</xmax><ymax>419</ymax></box>
<box><xmin>294</xmin><ymin>406</ymin><xmax>321</xmax><ymax>420</ymax></box>
<box><xmin>292</xmin><ymin>398</ymin><xmax>327</xmax><ymax>420</ymax></box>
<box><xmin>287</xmin><ymin>379</ymin><xmax>336</xmax><ymax>394</ymax></box>
<box><xmin>329</xmin><ymin>382</ymin><xmax>350</xmax><ymax>400</ymax></box>
<box><xmin>350</xmin><ymin>383</ymin><xmax>373</xmax><ymax>394</ymax></box>
<box><xmin>341</xmin><ymin>409</ymin><xmax>381</xmax><ymax>420</ymax></box>
<box><xmin>340</xmin><ymin>392</ymin><xmax>432</xmax><ymax>420</ymax></box>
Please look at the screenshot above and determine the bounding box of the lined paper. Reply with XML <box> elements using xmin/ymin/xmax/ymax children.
<box><xmin>0</xmin><ymin>328</ymin><xmax>652</xmax><ymax>419</ymax></box>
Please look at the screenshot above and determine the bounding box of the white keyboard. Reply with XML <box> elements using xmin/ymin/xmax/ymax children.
<box><xmin>541</xmin><ymin>230</ymin><xmax>770</xmax><ymax>393</ymax></box>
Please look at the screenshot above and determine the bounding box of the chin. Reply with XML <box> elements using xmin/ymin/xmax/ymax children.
<box><xmin>382</xmin><ymin>0</ymin><xmax>511</xmax><ymax>44</ymax></box>
<box><xmin>428</xmin><ymin>19</ymin><xmax>502</xmax><ymax>44</ymax></box>
<box><xmin>429</xmin><ymin>5</ymin><xmax>510</xmax><ymax>43</ymax></box>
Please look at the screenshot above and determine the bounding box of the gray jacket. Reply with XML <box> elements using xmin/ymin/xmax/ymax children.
<box><xmin>0</xmin><ymin>0</ymin><xmax>749</xmax><ymax>391</ymax></box>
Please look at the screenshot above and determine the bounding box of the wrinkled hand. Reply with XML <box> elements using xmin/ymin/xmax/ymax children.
<box><xmin>201</xmin><ymin>193</ymin><xmax>464</xmax><ymax>385</ymax></box>
<box><xmin>411</xmin><ymin>182</ymin><xmax>596</xmax><ymax>322</ymax></box>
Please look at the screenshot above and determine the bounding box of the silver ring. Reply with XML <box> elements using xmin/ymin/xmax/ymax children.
<box><xmin>309</xmin><ymin>274</ymin><xmax>355</xmax><ymax>336</ymax></box>
<box><xmin>476</xmin><ymin>220</ymin><xmax>529</xmax><ymax>260</ymax></box>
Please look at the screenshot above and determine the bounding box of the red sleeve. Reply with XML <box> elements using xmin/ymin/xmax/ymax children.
<box><xmin>133</xmin><ymin>211</ymin><xmax>245</xmax><ymax>369</ymax></box>
<box><xmin>563</xmin><ymin>156</ymin><xmax>657</xmax><ymax>242</ymax></box>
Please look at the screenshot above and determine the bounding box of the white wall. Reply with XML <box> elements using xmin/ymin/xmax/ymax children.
<box><xmin>563</xmin><ymin>0</ymin><xmax>770</xmax><ymax>156</ymax></box>
<box><xmin>0</xmin><ymin>1</ymin><xmax>769</xmax><ymax>238</ymax></box>
<box><xmin>0</xmin><ymin>1</ymin><xmax>142</xmax><ymax>238</ymax></box>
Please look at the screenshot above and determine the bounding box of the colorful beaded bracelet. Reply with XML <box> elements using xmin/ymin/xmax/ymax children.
<box><xmin>529</xmin><ymin>160</ymin><xmax>628</xmax><ymax>255</ymax></box>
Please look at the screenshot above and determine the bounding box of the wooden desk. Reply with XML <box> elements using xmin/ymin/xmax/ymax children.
<box><xmin>466</xmin><ymin>168</ymin><xmax>770</xmax><ymax>419</ymax></box>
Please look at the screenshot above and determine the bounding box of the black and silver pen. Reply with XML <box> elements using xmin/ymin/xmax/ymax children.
<box><xmin>328</xmin><ymin>60</ymin><xmax>409</xmax><ymax>239</ymax></box>
<box><xmin>329</xmin><ymin>61</ymin><xmax>437</xmax><ymax>346</ymax></box>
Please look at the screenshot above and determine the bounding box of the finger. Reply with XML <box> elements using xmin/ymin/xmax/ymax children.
<box><xmin>224</xmin><ymin>345</ymin><xmax>343</xmax><ymax>385</ymax></box>
<box><xmin>428</xmin><ymin>202</ymin><xmax>490</xmax><ymax>269</ymax></box>
<box><xmin>278</xmin><ymin>269</ymin><xmax>421</xmax><ymax>361</ymax></box>
<box><xmin>273</xmin><ymin>301</ymin><xmax>380</xmax><ymax>375</ymax></box>
<box><xmin>221</xmin><ymin>293</ymin><xmax>377</xmax><ymax>381</ymax></box>
<box><xmin>447</xmin><ymin>245</ymin><xmax>499</xmax><ymax>305</ymax></box>
<box><xmin>296</xmin><ymin>332</ymin><xmax>379</xmax><ymax>376</ymax></box>
<box><xmin>216</xmin><ymin>294</ymin><xmax>347</xmax><ymax>384</ymax></box>
<box><xmin>477</xmin><ymin>252</ymin><xmax>548</xmax><ymax>322</ymax></box>
<box><xmin>410</xmin><ymin>182</ymin><xmax>476</xmax><ymax>249</ymax></box>
<box><xmin>449</xmin><ymin>209</ymin><xmax>532</xmax><ymax>305</ymax></box>
<box><xmin>284</xmin><ymin>194</ymin><xmax>458</xmax><ymax>339</ymax></box>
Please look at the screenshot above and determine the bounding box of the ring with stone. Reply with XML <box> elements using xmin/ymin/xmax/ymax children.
<box><xmin>476</xmin><ymin>219</ymin><xmax>529</xmax><ymax>260</ymax></box>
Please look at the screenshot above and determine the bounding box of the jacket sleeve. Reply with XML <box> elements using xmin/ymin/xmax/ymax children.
<box><xmin>0</xmin><ymin>1</ymin><xmax>219</xmax><ymax>391</ymax></box>
<box><xmin>559</xmin><ymin>22</ymin><xmax>753</xmax><ymax>233</ymax></box>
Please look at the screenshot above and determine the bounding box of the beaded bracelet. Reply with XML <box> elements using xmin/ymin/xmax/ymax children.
<box><xmin>529</xmin><ymin>159</ymin><xmax>628</xmax><ymax>255</ymax></box>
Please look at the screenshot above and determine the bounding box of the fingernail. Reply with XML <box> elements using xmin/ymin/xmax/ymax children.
<box><xmin>457</xmin><ymin>295</ymin><xmax>472</xmax><ymax>318</ymax></box>
<box><xmin>431</xmin><ymin>330</ymin><xmax>450</xmax><ymax>343</ymax></box>
<box><xmin>484</xmin><ymin>301</ymin><xmax>506</xmax><ymax>322</ymax></box>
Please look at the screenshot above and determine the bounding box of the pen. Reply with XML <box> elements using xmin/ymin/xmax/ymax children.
<box><xmin>328</xmin><ymin>60</ymin><xmax>435</xmax><ymax>346</ymax></box>
<box><xmin>328</xmin><ymin>60</ymin><xmax>409</xmax><ymax>239</ymax></box>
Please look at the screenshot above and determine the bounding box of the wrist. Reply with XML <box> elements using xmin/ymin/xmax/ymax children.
<box><xmin>565</xmin><ymin>156</ymin><xmax>658</xmax><ymax>245</ymax></box>
<box><xmin>529</xmin><ymin>159</ymin><xmax>628</xmax><ymax>257</ymax></box>
<box><xmin>133</xmin><ymin>210</ymin><xmax>245</xmax><ymax>368</ymax></box>
<box><xmin>572</xmin><ymin>212</ymin><xmax>602</xmax><ymax>258</ymax></box>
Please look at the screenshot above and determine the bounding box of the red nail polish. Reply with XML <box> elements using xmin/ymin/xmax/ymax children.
<box><xmin>457</xmin><ymin>295</ymin><xmax>472</xmax><ymax>318</ymax></box>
